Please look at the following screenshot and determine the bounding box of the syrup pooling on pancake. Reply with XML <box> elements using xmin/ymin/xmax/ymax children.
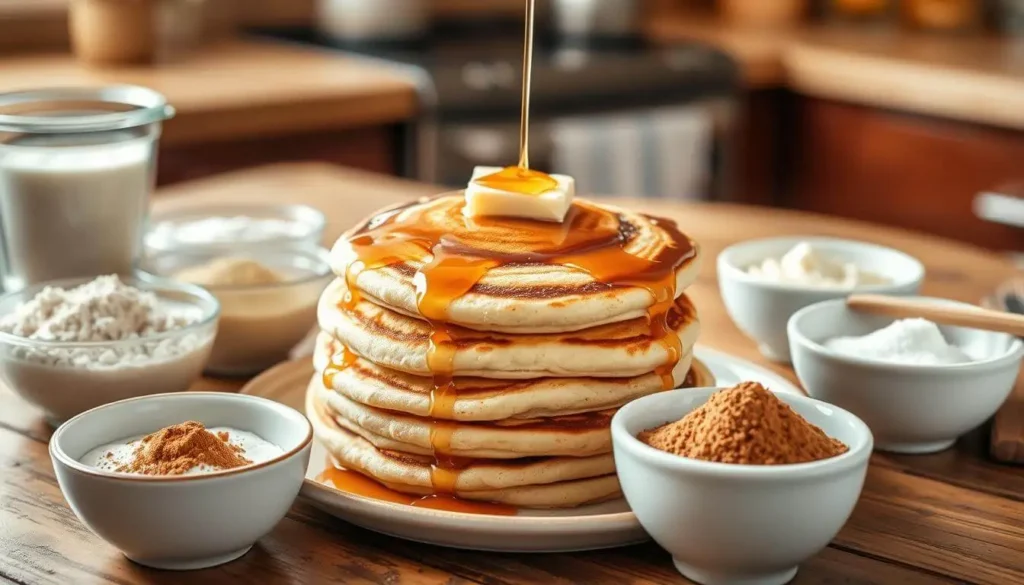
<box><xmin>476</xmin><ymin>166</ymin><xmax>559</xmax><ymax>196</ymax></box>
<box><xmin>318</xmin><ymin>465</ymin><xmax>516</xmax><ymax>515</ymax></box>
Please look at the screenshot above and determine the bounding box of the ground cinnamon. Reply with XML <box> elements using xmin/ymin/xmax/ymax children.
<box><xmin>639</xmin><ymin>382</ymin><xmax>848</xmax><ymax>465</ymax></box>
<box><xmin>116</xmin><ymin>421</ymin><xmax>251</xmax><ymax>475</ymax></box>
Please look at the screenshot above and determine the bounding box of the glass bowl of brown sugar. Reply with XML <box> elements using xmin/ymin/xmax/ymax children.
<box><xmin>611</xmin><ymin>382</ymin><xmax>872</xmax><ymax>585</ymax></box>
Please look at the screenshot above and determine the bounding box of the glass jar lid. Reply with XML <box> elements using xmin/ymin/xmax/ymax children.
<box><xmin>0</xmin><ymin>85</ymin><xmax>175</xmax><ymax>134</ymax></box>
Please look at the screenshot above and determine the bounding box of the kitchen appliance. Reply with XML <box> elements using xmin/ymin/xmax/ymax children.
<box><xmin>254</xmin><ymin>17</ymin><xmax>739</xmax><ymax>200</ymax></box>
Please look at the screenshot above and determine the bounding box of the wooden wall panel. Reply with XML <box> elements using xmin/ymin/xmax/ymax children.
<box><xmin>787</xmin><ymin>97</ymin><xmax>1024</xmax><ymax>251</ymax></box>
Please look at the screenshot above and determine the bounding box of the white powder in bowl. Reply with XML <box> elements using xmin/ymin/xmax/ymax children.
<box><xmin>0</xmin><ymin>275</ymin><xmax>206</xmax><ymax>368</ymax></box>
<box><xmin>824</xmin><ymin>318</ymin><xmax>974</xmax><ymax>366</ymax></box>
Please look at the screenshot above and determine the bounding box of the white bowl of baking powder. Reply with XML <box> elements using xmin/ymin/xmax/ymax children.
<box><xmin>789</xmin><ymin>297</ymin><xmax>1023</xmax><ymax>454</ymax></box>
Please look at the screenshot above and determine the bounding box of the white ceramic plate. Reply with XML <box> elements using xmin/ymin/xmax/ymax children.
<box><xmin>242</xmin><ymin>346</ymin><xmax>803</xmax><ymax>552</ymax></box>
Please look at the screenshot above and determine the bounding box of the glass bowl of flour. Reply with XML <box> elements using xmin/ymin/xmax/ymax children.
<box><xmin>0</xmin><ymin>275</ymin><xmax>219</xmax><ymax>426</ymax></box>
<box><xmin>145</xmin><ymin>204</ymin><xmax>326</xmax><ymax>253</ymax></box>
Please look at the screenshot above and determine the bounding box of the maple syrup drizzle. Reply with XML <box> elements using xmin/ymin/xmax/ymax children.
<box><xmin>518</xmin><ymin>0</ymin><xmax>537</xmax><ymax>170</ymax></box>
<box><xmin>476</xmin><ymin>166</ymin><xmax>560</xmax><ymax>196</ymax></box>
<box><xmin>322</xmin><ymin>344</ymin><xmax>359</xmax><ymax>389</ymax></box>
<box><xmin>316</xmin><ymin>462</ymin><xmax>517</xmax><ymax>516</ymax></box>
<box><xmin>334</xmin><ymin>0</ymin><xmax>695</xmax><ymax>502</ymax></box>
<box><xmin>341</xmin><ymin>198</ymin><xmax>696</xmax><ymax>469</ymax></box>
<box><xmin>474</xmin><ymin>0</ymin><xmax>559</xmax><ymax>198</ymax></box>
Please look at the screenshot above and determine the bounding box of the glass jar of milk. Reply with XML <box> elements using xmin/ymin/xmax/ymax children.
<box><xmin>0</xmin><ymin>86</ymin><xmax>174</xmax><ymax>291</ymax></box>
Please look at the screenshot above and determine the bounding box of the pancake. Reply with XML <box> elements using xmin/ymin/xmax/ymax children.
<box><xmin>314</xmin><ymin>331</ymin><xmax>713</xmax><ymax>421</ymax></box>
<box><xmin>317</xmin><ymin>381</ymin><xmax>614</xmax><ymax>458</ymax></box>
<box><xmin>318</xmin><ymin>277</ymin><xmax>701</xmax><ymax>379</ymax></box>
<box><xmin>332</xmin><ymin>195</ymin><xmax>702</xmax><ymax>334</ymax></box>
<box><xmin>309</xmin><ymin>383</ymin><xmax>621</xmax><ymax>508</ymax></box>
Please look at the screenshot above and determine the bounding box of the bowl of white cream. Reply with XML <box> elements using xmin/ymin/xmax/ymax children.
<box><xmin>49</xmin><ymin>391</ymin><xmax>312</xmax><ymax>570</ymax></box>
<box><xmin>788</xmin><ymin>297</ymin><xmax>1023</xmax><ymax>454</ymax></box>
<box><xmin>717</xmin><ymin>237</ymin><xmax>924</xmax><ymax>363</ymax></box>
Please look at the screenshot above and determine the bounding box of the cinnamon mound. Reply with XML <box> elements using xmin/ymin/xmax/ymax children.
<box><xmin>638</xmin><ymin>382</ymin><xmax>848</xmax><ymax>465</ymax></box>
<box><xmin>117</xmin><ymin>421</ymin><xmax>251</xmax><ymax>475</ymax></box>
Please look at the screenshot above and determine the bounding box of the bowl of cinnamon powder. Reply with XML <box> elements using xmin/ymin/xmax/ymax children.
<box><xmin>611</xmin><ymin>382</ymin><xmax>872</xmax><ymax>585</ymax></box>
<box><xmin>49</xmin><ymin>391</ymin><xmax>312</xmax><ymax>570</ymax></box>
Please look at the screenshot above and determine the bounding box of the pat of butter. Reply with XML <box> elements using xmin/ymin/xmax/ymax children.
<box><xmin>464</xmin><ymin>166</ymin><xmax>574</xmax><ymax>223</ymax></box>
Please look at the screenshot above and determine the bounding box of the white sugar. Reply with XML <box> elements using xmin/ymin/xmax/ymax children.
<box><xmin>825</xmin><ymin>318</ymin><xmax>974</xmax><ymax>365</ymax></box>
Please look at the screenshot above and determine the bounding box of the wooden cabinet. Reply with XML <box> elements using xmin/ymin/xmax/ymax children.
<box><xmin>157</xmin><ymin>125</ymin><xmax>399</xmax><ymax>186</ymax></box>
<box><xmin>784</xmin><ymin>97</ymin><xmax>1024</xmax><ymax>251</ymax></box>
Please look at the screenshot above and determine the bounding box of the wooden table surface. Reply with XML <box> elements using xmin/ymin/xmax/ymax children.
<box><xmin>1</xmin><ymin>163</ymin><xmax>1022</xmax><ymax>584</ymax></box>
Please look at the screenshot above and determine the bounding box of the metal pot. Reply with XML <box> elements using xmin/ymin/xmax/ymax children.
<box><xmin>551</xmin><ymin>0</ymin><xmax>640</xmax><ymax>38</ymax></box>
<box><xmin>316</xmin><ymin>0</ymin><xmax>431</xmax><ymax>42</ymax></box>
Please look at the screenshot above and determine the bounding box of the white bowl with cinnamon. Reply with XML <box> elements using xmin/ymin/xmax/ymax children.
<box><xmin>611</xmin><ymin>383</ymin><xmax>872</xmax><ymax>585</ymax></box>
<box><xmin>49</xmin><ymin>392</ymin><xmax>312</xmax><ymax>570</ymax></box>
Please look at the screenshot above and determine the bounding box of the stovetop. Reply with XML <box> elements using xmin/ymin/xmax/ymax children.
<box><xmin>252</xmin><ymin>20</ymin><xmax>739</xmax><ymax>118</ymax></box>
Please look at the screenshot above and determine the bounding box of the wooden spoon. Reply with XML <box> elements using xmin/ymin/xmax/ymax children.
<box><xmin>846</xmin><ymin>294</ymin><xmax>1024</xmax><ymax>337</ymax></box>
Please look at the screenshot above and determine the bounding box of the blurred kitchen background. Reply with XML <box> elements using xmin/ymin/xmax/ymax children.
<box><xmin>2</xmin><ymin>0</ymin><xmax>1023</xmax><ymax>254</ymax></box>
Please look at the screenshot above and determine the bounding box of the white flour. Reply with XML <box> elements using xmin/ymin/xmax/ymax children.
<box><xmin>147</xmin><ymin>216</ymin><xmax>310</xmax><ymax>247</ymax></box>
<box><xmin>825</xmin><ymin>318</ymin><xmax>974</xmax><ymax>365</ymax></box>
<box><xmin>0</xmin><ymin>275</ymin><xmax>204</xmax><ymax>368</ymax></box>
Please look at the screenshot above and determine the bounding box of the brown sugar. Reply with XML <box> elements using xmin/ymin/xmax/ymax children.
<box><xmin>638</xmin><ymin>382</ymin><xmax>848</xmax><ymax>465</ymax></box>
<box><xmin>116</xmin><ymin>421</ymin><xmax>251</xmax><ymax>476</ymax></box>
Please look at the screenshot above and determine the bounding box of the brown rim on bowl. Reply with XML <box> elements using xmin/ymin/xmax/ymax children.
<box><xmin>49</xmin><ymin>391</ymin><xmax>314</xmax><ymax>482</ymax></box>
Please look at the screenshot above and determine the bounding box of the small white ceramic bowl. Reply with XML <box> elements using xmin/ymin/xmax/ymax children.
<box><xmin>717</xmin><ymin>237</ymin><xmax>924</xmax><ymax>363</ymax></box>
<box><xmin>788</xmin><ymin>297</ymin><xmax>1024</xmax><ymax>454</ymax></box>
<box><xmin>612</xmin><ymin>387</ymin><xmax>872</xmax><ymax>585</ymax></box>
<box><xmin>50</xmin><ymin>392</ymin><xmax>312</xmax><ymax>570</ymax></box>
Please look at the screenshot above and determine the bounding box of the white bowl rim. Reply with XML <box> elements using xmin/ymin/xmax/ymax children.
<box><xmin>717</xmin><ymin>236</ymin><xmax>925</xmax><ymax>293</ymax></box>
<box><xmin>788</xmin><ymin>297</ymin><xmax>1024</xmax><ymax>372</ymax></box>
<box><xmin>49</xmin><ymin>391</ymin><xmax>313</xmax><ymax>483</ymax></box>
<box><xmin>612</xmin><ymin>387</ymin><xmax>873</xmax><ymax>480</ymax></box>
<box><xmin>147</xmin><ymin>203</ymin><xmax>326</xmax><ymax>235</ymax></box>
<box><xmin>138</xmin><ymin>244</ymin><xmax>333</xmax><ymax>292</ymax></box>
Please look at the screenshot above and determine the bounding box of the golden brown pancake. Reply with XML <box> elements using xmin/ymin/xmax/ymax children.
<box><xmin>330</xmin><ymin>194</ymin><xmax>702</xmax><ymax>334</ymax></box>
<box><xmin>307</xmin><ymin>378</ymin><xmax>623</xmax><ymax>508</ymax></box>
<box><xmin>313</xmin><ymin>330</ymin><xmax>708</xmax><ymax>421</ymax></box>
<box><xmin>318</xmin><ymin>277</ymin><xmax>701</xmax><ymax>379</ymax></box>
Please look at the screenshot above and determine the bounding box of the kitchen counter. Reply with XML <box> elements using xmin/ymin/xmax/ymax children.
<box><xmin>647</xmin><ymin>12</ymin><xmax>1024</xmax><ymax>130</ymax></box>
<box><xmin>1</xmin><ymin>162</ymin><xmax>1022</xmax><ymax>583</ymax></box>
<box><xmin>0</xmin><ymin>40</ymin><xmax>419</xmax><ymax>146</ymax></box>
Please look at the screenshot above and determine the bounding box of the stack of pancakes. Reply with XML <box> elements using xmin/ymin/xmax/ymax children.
<box><xmin>307</xmin><ymin>194</ymin><xmax>708</xmax><ymax>509</ymax></box>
